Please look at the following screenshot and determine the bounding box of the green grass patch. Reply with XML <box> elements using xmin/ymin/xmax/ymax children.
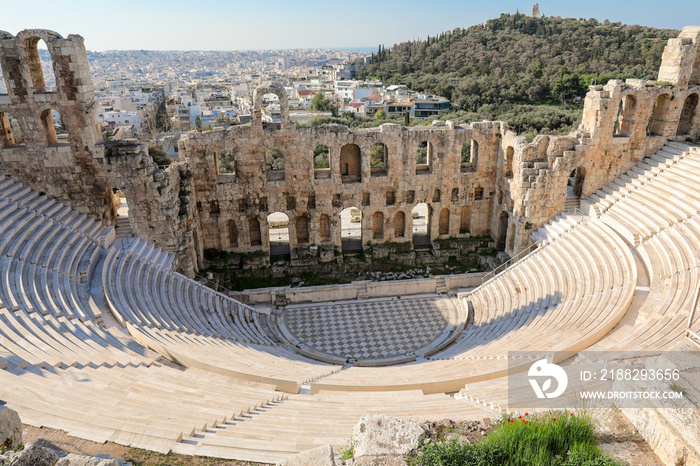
<box><xmin>412</xmin><ymin>412</ymin><xmax>626</xmax><ymax>466</ymax></box>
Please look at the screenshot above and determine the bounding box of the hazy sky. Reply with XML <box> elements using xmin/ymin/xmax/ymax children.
<box><xmin>2</xmin><ymin>0</ymin><xmax>698</xmax><ymax>51</ymax></box>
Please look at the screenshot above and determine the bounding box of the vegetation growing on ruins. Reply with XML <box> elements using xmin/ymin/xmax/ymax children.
<box><xmin>412</xmin><ymin>412</ymin><xmax>625</xmax><ymax>466</ymax></box>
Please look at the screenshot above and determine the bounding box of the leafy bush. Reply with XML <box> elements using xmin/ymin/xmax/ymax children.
<box><xmin>412</xmin><ymin>412</ymin><xmax>626</xmax><ymax>466</ymax></box>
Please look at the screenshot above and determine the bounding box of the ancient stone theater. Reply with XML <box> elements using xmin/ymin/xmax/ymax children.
<box><xmin>0</xmin><ymin>25</ymin><xmax>699</xmax><ymax>464</ymax></box>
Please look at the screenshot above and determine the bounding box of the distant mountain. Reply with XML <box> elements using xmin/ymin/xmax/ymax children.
<box><xmin>357</xmin><ymin>14</ymin><xmax>679</xmax><ymax>109</ymax></box>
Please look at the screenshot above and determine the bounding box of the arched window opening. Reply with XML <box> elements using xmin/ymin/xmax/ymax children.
<box><xmin>340</xmin><ymin>207</ymin><xmax>362</xmax><ymax>254</ymax></box>
<box><xmin>217</xmin><ymin>150</ymin><xmax>236</xmax><ymax>175</ymax></box>
<box><xmin>227</xmin><ymin>220</ymin><xmax>238</xmax><ymax>248</ymax></box>
<box><xmin>313</xmin><ymin>144</ymin><xmax>330</xmax><ymax>179</ymax></box>
<box><xmin>438</xmin><ymin>208</ymin><xmax>450</xmax><ymax>235</ymax></box>
<box><xmin>386</xmin><ymin>191</ymin><xmax>396</xmax><ymax>206</ymax></box>
<box><xmin>372</xmin><ymin>211</ymin><xmax>384</xmax><ymax>239</ymax></box>
<box><xmin>265</xmin><ymin>147</ymin><xmax>284</xmax><ymax>181</ymax></box>
<box><xmin>261</xmin><ymin>92</ymin><xmax>281</xmax><ymax>129</ymax></box>
<box><xmin>416</xmin><ymin>141</ymin><xmax>431</xmax><ymax>174</ymax></box>
<box><xmin>648</xmin><ymin>94</ymin><xmax>671</xmax><ymax>136</ymax></box>
<box><xmin>497</xmin><ymin>211</ymin><xmax>509</xmax><ymax>250</ymax></box>
<box><xmin>0</xmin><ymin>60</ymin><xmax>7</xmax><ymax>94</ymax></box>
<box><xmin>296</xmin><ymin>215</ymin><xmax>310</xmax><ymax>244</ymax></box>
<box><xmin>319</xmin><ymin>214</ymin><xmax>331</xmax><ymax>242</ymax></box>
<box><xmin>22</xmin><ymin>38</ymin><xmax>56</xmax><ymax>93</ymax></box>
<box><xmin>411</xmin><ymin>203</ymin><xmax>431</xmax><ymax>250</ymax></box>
<box><xmin>567</xmin><ymin>167</ymin><xmax>585</xmax><ymax>200</ymax></box>
<box><xmin>249</xmin><ymin>217</ymin><xmax>262</xmax><ymax>246</ymax></box>
<box><xmin>461</xmin><ymin>139</ymin><xmax>476</xmax><ymax>171</ymax></box>
<box><xmin>432</xmin><ymin>188</ymin><xmax>441</xmax><ymax>203</ymax></box>
<box><xmin>505</xmin><ymin>146</ymin><xmax>514</xmax><ymax>177</ymax></box>
<box><xmin>0</xmin><ymin>113</ymin><xmax>23</xmax><ymax>147</ymax></box>
<box><xmin>460</xmin><ymin>206</ymin><xmax>470</xmax><ymax>233</ymax></box>
<box><xmin>40</xmin><ymin>109</ymin><xmax>58</xmax><ymax>145</ymax></box>
<box><xmin>340</xmin><ymin>143</ymin><xmax>361</xmax><ymax>183</ymax></box>
<box><xmin>678</xmin><ymin>93</ymin><xmax>698</xmax><ymax>135</ymax></box>
<box><xmin>394</xmin><ymin>211</ymin><xmax>406</xmax><ymax>238</ymax></box>
<box><xmin>267</xmin><ymin>212</ymin><xmax>290</xmax><ymax>258</ymax></box>
<box><xmin>370</xmin><ymin>142</ymin><xmax>387</xmax><ymax>176</ymax></box>
<box><xmin>614</xmin><ymin>95</ymin><xmax>637</xmax><ymax>137</ymax></box>
<box><xmin>451</xmin><ymin>188</ymin><xmax>459</xmax><ymax>202</ymax></box>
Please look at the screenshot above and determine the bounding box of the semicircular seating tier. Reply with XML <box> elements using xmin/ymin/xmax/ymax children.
<box><xmin>0</xmin><ymin>141</ymin><xmax>699</xmax><ymax>463</ymax></box>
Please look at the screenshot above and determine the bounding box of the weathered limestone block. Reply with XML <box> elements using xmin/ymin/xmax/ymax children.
<box><xmin>352</xmin><ymin>415</ymin><xmax>426</xmax><ymax>458</ymax></box>
<box><xmin>0</xmin><ymin>406</ymin><xmax>21</xmax><ymax>450</ymax></box>
<box><xmin>2</xmin><ymin>443</ymin><xmax>58</xmax><ymax>466</ymax></box>
<box><xmin>277</xmin><ymin>445</ymin><xmax>335</xmax><ymax>466</ymax></box>
<box><xmin>55</xmin><ymin>453</ymin><xmax>119</xmax><ymax>466</ymax></box>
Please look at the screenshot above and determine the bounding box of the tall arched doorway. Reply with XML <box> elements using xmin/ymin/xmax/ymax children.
<box><xmin>411</xmin><ymin>203</ymin><xmax>431</xmax><ymax>251</ymax></box>
<box><xmin>678</xmin><ymin>93</ymin><xmax>698</xmax><ymax>136</ymax></box>
<box><xmin>267</xmin><ymin>212</ymin><xmax>290</xmax><ymax>259</ymax></box>
<box><xmin>340</xmin><ymin>144</ymin><xmax>361</xmax><ymax>183</ymax></box>
<box><xmin>340</xmin><ymin>207</ymin><xmax>362</xmax><ymax>254</ymax></box>
<box><xmin>497</xmin><ymin>211</ymin><xmax>509</xmax><ymax>250</ymax></box>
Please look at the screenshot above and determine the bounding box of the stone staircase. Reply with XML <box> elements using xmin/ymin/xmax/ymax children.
<box><xmin>115</xmin><ymin>216</ymin><xmax>132</xmax><ymax>238</ymax></box>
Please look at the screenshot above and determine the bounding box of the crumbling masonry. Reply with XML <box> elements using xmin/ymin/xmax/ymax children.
<box><xmin>1</xmin><ymin>27</ymin><xmax>700</xmax><ymax>277</ymax></box>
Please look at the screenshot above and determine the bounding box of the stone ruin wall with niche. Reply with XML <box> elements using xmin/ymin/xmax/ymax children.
<box><xmin>0</xmin><ymin>29</ymin><xmax>199</xmax><ymax>275</ymax></box>
<box><xmin>2</xmin><ymin>27</ymin><xmax>700</xmax><ymax>278</ymax></box>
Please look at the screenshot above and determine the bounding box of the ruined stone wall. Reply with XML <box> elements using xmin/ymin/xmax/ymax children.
<box><xmin>2</xmin><ymin>27</ymin><xmax>700</xmax><ymax>276</ymax></box>
<box><xmin>0</xmin><ymin>30</ymin><xmax>198</xmax><ymax>276</ymax></box>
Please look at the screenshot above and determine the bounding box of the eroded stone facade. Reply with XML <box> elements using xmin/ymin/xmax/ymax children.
<box><xmin>1</xmin><ymin>27</ymin><xmax>700</xmax><ymax>277</ymax></box>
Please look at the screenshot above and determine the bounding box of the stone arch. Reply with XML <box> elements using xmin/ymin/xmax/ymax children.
<box><xmin>372</xmin><ymin>211</ymin><xmax>384</xmax><ymax>239</ymax></box>
<box><xmin>438</xmin><ymin>208</ymin><xmax>450</xmax><ymax>235</ymax></box>
<box><xmin>370</xmin><ymin>142</ymin><xmax>387</xmax><ymax>176</ymax></box>
<box><xmin>19</xmin><ymin>34</ymin><xmax>61</xmax><ymax>94</ymax></box>
<box><xmin>296</xmin><ymin>214</ymin><xmax>310</xmax><ymax>244</ymax></box>
<box><xmin>411</xmin><ymin>202</ymin><xmax>431</xmax><ymax>250</ymax></box>
<box><xmin>505</xmin><ymin>146</ymin><xmax>514</xmax><ymax>177</ymax></box>
<box><xmin>249</xmin><ymin>217</ymin><xmax>262</xmax><ymax>246</ymax></box>
<box><xmin>678</xmin><ymin>93</ymin><xmax>698</xmax><ymax>135</ymax></box>
<box><xmin>340</xmin><ymin>143</ymin><xmax>361</xmax><ymax>182</ymax></box>
<box><xmin>690</xmin><ymin>49</ymin><xmax>700</xmax><ymax>86</ymax></box>
<box><xmin>614</xmin><ymin>95</ymin><xmax>637</xmax><ymax>137</ymax></box>
<box><xmin>497</xmin><ymin>211</ymin><xmax>509</xmax><ymax>250</ymax></box>
<box><xmin>39</xmin><ymin>108</ymin><xmax>58</xmax><ymax>145</ymax></box>
<box><xmin>648</xmin><ymin>93</ymin><xmax>671</xmax><ymax>136</ymax></box>
<box><xmin>416</xmin><ymin>141</ymin><xmax>431</xmax><ymax>173</ymax></box>
<box><xmin>567</xmin><ymin>166</ymin><xmax>586</xmax><ymax>199</ymax></box>
<box><xmin>267</xmin><ymin>212</ymin><xmax>290</xmax><ymax>257</ymax></box>
<box><xmin>319</xmin><ymin>214</ymin><xmax>331</xmax><ymax>242</ymax></box>
<box><xmin>252</xmin><ymin>83</ymin><xmax>289</xmax><ymax>128</ymax></box>
<box><xmin>460</xmin><ymin>206</ymin><xmax>471</xmax><ymax>233</ymax></box>
<box><xmin>393</xmin><ymin>211</ymin><xmax>406</xmax><ymax>237</ymax></box>
<box><xmin>227</xmin><ymin>220</ymin><xmax>238</xmax><ymax>248</ymax></box>
<box><xmin>340</xmin><ymin>207</ymin><xmax>362</xmax><ymax>254</ymax></box>
<box><xmin>0</xmin><ymin>112</ymin><xmax>23</xmax><ymax>147</ymax></box>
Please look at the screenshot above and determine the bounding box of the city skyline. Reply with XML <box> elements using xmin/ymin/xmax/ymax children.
<box><xmin>2</xmin><ymin>0</ymin><xmax>699</xmax><ymax>51</ymax></box>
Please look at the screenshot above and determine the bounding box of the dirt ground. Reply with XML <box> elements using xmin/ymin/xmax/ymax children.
<box><xmin>21</xmin><ymin>425</ymin><xmax>270</xmax><ymax>466</ymax></box>
<box><xmin>21</xmin><ymin>409</ymin><xmax>663</xmax><ymax>465</ymax></box>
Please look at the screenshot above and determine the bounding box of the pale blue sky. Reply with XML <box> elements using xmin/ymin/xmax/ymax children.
<box><xmin>2</xmin><ymin>0</ymin><xmax>698</xmax><ymax>51</ymax></box>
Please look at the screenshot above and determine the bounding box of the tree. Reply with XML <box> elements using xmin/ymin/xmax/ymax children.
<box><xmin>265</xmin><ymin>147</ymin><xmax>284</xmax><ymax>171</ymax></box>
<box><xmin>148</xmin><ymin>142</ymin><xmax>171</xmax><ymax>169</ymax></box>
<box><xmin>309</xmin><ymin>92</ymin><xmax>331</xmax><ymax>112</ymax></box>
<box><xmin>374</xmin><ymin>109</ymin><xmax>386</xmax><ymax>120</ymax></box>
<box><xmin>195</xmin><ymin>116</ymin><xmax>202</xmax><ymax>131</ymax></box>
